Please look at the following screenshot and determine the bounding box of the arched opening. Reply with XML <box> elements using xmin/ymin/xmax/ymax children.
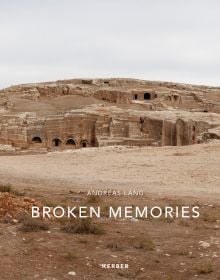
<box><xmin>176</xmin><ymin>119</ymin><xmax>186</xmax><ymax>146</ymax></box>
<box><xmin>144</xmin><ymin>92</ymin><xmax>151</xmax><ymax>100</ymax></box>
<box><xmin>32</xmin><ymin>137</ymin><xmax>42</xmax><ymax>143</ymax></box>
<box><xmin>52</xmin><ymin>138</ymin><xmax>62</xmax><ymax>147</ymax></box>
<box><xmin>66</xmin><ymin>138</ymin><xmax>76</xmax><ymax>146</ymax></box>
<box><xmin>140</xmin><ymin>117</ymin><xmax>144</xmax><ymax>132</ymax></box>
<box><xmin>81</xmin><ymin>140</ymin><xmax>88</xmax><ymax>148</ymax></box>
<box><xmin>134</xmin><ymin>94</ymin><xmax>138</xmax><ymax>100</ymax></box>
<box><xmin>192</xmin><ymin>125</ymin><xmax>196</xmax><ymax>143</ymax></box>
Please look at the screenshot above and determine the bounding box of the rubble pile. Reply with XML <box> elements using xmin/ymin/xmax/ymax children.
<box><xmin>0</xmin><ymin>192</ymin><xmax>41</xmax><ymax>221</ymax></box>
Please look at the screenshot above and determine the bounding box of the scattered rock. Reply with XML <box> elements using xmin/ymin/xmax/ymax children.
<box><xmin>68</xmin><ymin>271</ymin><xmax>76</xmax><ymax>276</ymax></box>
<box><xmin>199</xmin><ymin>241</ymin><xmax>210</xmax><ymax>248</ymax></box>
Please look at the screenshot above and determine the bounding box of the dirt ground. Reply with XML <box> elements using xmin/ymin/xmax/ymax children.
<box><xmin>0</xmin><ymin>143</ymin><xmax>220</xmax><ymax>280</ymax></box>
<box><xmin>0</xmin><ymin>143</ymin><xmax>220</xmax><ymax>201</ymax></box>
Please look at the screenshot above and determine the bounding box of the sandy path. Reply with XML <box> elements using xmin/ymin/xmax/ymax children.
<box><xmin>0</xmin><ymin>144</ymin><xmax>220</xmax><ymax>201</ymax></box>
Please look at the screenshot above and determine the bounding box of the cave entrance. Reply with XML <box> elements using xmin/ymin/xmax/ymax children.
<box><xmin>32</xmin><ymin>137</ymin><xmax>42</xmax><ymax>143</ymax></box>
<box><xmin>134</xmin><ymin>94</ymin><xmax>138</xmax><ymax>100</ymax></box>
<box><xmin>66</xmin><ymin>138</ymin><xmax>76</xmax><ymax>146</ymax></box>
<box><xmin>53</xmin><ymin>138</ymin><xmax>62</xmax><ymax>147</ymax></box>
<box><xmin>144</xmin><ymin>92</ymin><xmax>151</xmax><ymax>100</ymax></box>
<box><xmin>81</xmin><ymin>140</ymin><xmax>88</xmax><ymax>148</ymax></box>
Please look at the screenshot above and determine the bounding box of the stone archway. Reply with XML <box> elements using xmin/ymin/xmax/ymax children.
<box><xmin>81</xmin><ymin>140</ymin><xmax>88</xmax><ymax>148</ymax></box>
<box><xmin>32</xmin><ymin>136</ymin><xmax>42</xmax><ymax>143</ymax></box>
<box><xmin>52</xmin><ymin>138</ymin><xmax>62</xmax><ymax>147</ymax></box>
<box><xmin>144</xmin><ymin>92</ymin><xmax>151</xmax><ymax>100</ymax></box>
<box><xmin>66</xmin><ymin>138</ymin><xmax>76</xmax><ymax>146</ymax></box>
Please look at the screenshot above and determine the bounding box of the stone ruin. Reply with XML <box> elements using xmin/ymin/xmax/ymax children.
<box><xmin>0</xmin><ymin>78</ymin><xmax>220</xmax><ymax>152</ymax></box>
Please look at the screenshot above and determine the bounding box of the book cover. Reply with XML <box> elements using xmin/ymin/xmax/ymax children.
<box><xmin>0</xmin><ymin>1</ymin><xmax>219</xmax><ymax>279</ymax></box>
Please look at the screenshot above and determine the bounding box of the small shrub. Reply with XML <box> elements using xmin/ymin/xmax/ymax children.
<box><xmin>2</xmin><ymin>216</ymin><xmax>13</xmax><ymax>224</ymax></box>
<box><xmin>87</xmin><ymin>195</ymin><xmax>101</xmax><ymax>204</ymax></box>
<box><xmin>178</xmin><ymin>250</ymin><xmax>189</xmax><ymax>256</ymax></box>
<box><xmin>158</xmin><ymin>216</ymin><xmax>174</xmax><ymax>223</ymax></box>
<box><xmin>64</xmin><ymin>252</ymin><xmax>77</xmax><ymax>260</ymax></box>
<box><xmin>0</xmin><ymin>184</ymin><xmax>25</xmax><ymax>196</ymax></box>
<box><xmin>107</xmin><ymin>242</ymin><xmax>123</xmax><ymax>251</ymax></box>
<box><xmin>40</xmin><ymin>199</ymin><xmax>61</xmax><ymax>208</ymax></box>
<box><xmin>19</xmin><ymin>216</ymin><xmax>49</xmax><ymax>232</ymax></box>
<box><xmin>62</xmin><ymin>218</ymin><xmax>104</xmax><ymax>234</ymax></box>
<box><xmin>172</xmin><ymin>152</ymin><xmax>192</xmax><ymax>156</ymax></box>
<box><xmin>56</xmin><ymin>217</ymin><xmax>71</xmax><ymax>225</ymax></box>
<box><xmin>117</xmin><ymin>271</ymin><xmax>136</xmax><ymax>278</ymax></box>
<box><xmin>0</xmin><ymin>184</ymin><xmax>12</xmax><ymax>193</ymax></box>
<box><xmin>202</xmin><ymin>211</ymin><xmax>219</xmax><ymax>223</ymax></box>
<box><xmin>178</xmin><ymin>219</ymin><xmax>190</xmax><ymax>227</ymax></box>
<box><xmin>165</xmin><ymin>217</ymin><xmax>175</xmax><ymax>223</ymax></box>
<box><xmin>12</xmin><ymin>190</ymin><xmax>25</xmax><ymax>197</ymax></box>
<box><xmin>134</xmin><ymin>238</ymin><xmax>155</xmax><ymax>251</ymax></box>
<box><xmin>195</xmin><ymin>262</ymin><xmax>213</xmax><ymax>274</ymax></box>
<box><xmin>79</xmin><ymin>239</ymin><xmax>88</xmax><ymax>244</ymax></box>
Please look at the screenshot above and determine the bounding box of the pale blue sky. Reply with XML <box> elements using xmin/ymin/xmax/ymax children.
<box><xmin>0</xmin><ymin>0</ymin><xmax>220</xmax><ymax>88</ymax></box>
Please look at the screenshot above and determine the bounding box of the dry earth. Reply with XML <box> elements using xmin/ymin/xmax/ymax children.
<box><xmin>0</xmin><ymin>143</ymin><xmax>220</xmax><ymax>202</ymax></box>
<box><xmin>0</xmin><ymin>143</ymin><xmax>220</xmax><ymax>280</ymax></box>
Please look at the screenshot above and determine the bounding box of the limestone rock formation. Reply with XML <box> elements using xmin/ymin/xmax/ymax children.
<box><xmin>0</xmin><ymin>78</ymin><xmax>220</xmax><ymax>151</ymax></box>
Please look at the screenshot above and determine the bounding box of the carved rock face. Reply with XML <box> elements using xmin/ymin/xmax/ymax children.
<box><xmin>0</xmin><ymin>78</ymin><xmax>220</xmax><ymax>151</ymax></box>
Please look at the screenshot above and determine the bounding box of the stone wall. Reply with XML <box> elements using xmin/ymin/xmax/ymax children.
<box><xmin>0</xmin><ymin>109</ymin><xmax>218</xmax><ymax>150</ymax></box>
<box><xmin>26</xmin><ymin>113</ymin><xmax>97</xmax><ymax>150</ymax></box>
<box><xmin>0</xmin><ymin>111</ymin><xmax>216</xmax><ymax>150</ymax></box>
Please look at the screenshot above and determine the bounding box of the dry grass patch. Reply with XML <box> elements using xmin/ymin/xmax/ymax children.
<box><xmin>178</xmin><ymin>219</ymin><xmax>190</xmax><ymax>227</ymax></box>
<box><xmin>0</xmin><ymin>184</ymin><xmax>25</xmax><ymax>197</ymax></box>
<box><xmin>195</xmin><ymin>262</ymin><xmax>213</xmax><ymax>274</ymax></box>
<box><xmin>117</xmin><ymin>271</ymin><xmax>136</xmax><ymax>278</ymax></box>
<box><xmin>62</xmin><ymin>218</ymin><xmax>104</xmax><ymax>234</ymax></box>
<box><xmin>19</xmin><ymin>216</ymin><xmax>49</xmax><ymax>232</ymax></box>
<box><xmin>0</xmin><ymin>184</ymin><xmax>12</xmax><ymax>193</ymax></box>
<box><xmin>107</xmin><ymin>242</ymin><xmax>123</xmax><ymax>251</ymax></box>
<box><xmin>64</xmin><ymin>252</ymin><xmax>77</xmax><ymax>260</ymax></box>
<box><xmin>172</xmin><ymin>152</ymin><xmax>192</xmax><ymax>156</ymax></box>
<box><xmin>157</xmin><ymin>215</ymin><xmax>175</xmax><ymax>223</ymax></box>
<box><xmin>79</xmin><ymin>239</ymin><xmax>88</xmax><ymax>244</ymax></box>
<box><xmin>202</xmin><ymin>209</ymin><xmax>220</xmax><ymax>223</ymax></box>
<box><xmin>177</xmin><ymin>250</ymin><xmax>189</xmax><ymax>256</ymax></box>
<box><xmin>87</xmin><ymin>195</ymin><xmax>102</xmax><ymax>204</ymax></box>
<box><xmin>134</xmin><ymin>237</ymin><xmax>155</xmax><ymax>251</ymax></box>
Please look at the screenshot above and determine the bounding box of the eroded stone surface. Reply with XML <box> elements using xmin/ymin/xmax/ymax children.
<box><xmin>0</xmin><ymin>78</ymin><xmax>220</xmax><ymax>151</ymax></box>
